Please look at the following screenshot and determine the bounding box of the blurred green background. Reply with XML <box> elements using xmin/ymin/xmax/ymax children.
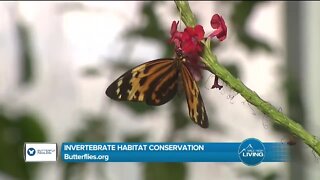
<box><xmin>0</xmin><ymin>1</ymin><xmax>319</xmax><ymax>180</ymax></box>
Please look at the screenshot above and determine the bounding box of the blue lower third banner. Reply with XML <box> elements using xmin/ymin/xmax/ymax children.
<box><xmin>61</xmin><ymin>138</ymin><xmax>288</xmax><ymax>166</ymax></box>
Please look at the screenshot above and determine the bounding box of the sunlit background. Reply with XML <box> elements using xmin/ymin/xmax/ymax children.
<box><xmin>0</xmin><ymin>1</ymin><xmax>319</xmax><ymax>180</ymax></box>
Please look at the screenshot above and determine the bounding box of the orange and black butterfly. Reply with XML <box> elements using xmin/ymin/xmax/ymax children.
<box><xmin>106</xmin><ymin>49</ymin><xmax>208</xmax><ymax>128</ymax></box>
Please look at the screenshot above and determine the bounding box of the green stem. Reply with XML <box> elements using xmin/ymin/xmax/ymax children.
<box><xmin>174</xmin><ymin>0</ymin><xmax>320</xmax><ymax>157</ymax></box>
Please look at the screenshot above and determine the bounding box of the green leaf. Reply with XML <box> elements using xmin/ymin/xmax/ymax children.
<box><xmin>70</xmin><ymin>114</ymin><xmax>108</xmax><ymax>142</ymax></box>
<box><xmin>171</xmin><ymin>97</ymin><xmax>190</xmax><ymax>130</ymax></box>
<box><xmin>0</xmin><ymin>111</ymin><xmax>46</xmax><ymax>180</ymax></box>
<box><xmin>125</xmin><ymin>1</ymin><xmax>174</xmax><ymax>58</ymax></box>
<box><xmin>126</xmin><ymin>2</ymin><xmax>166</xmax><ymax>41</ymax></box>
<box><xmin>62</xmin><ymin>114</ymin><xmax>108</xmax><ymax>180</ymax></box>
<box><xmin>81</xmin><ymin>67</ymin><xmax>101</xmax><ymax>77</ymax></box>
<box><xmin>231</xmin><ymin>1</ymin><xmax>273</xmax><ymax>52</ymax></box>
<box><xmin>124</xmin><ymin>135</ymin><xmax>146</xmax><ymax>142</ymax></box>
<box><xmin>17</xmin><ymin>23</ymin><xmax>34</xmax><ymax>85</ymax></box>
<box><xmin>16</xmin><ymin>114</ymin><xmax>47</xmax><ymax>142</ymax></box>
<box><xmin>123</xmin><ymin>102</ymin><xmax>156</xmax><ymax>114</ymax></box>
<box><xmin>144</xmin><ymin>163</ymin><xmax>186</xmax><ymax>180</ymax></box>
<box><xmin>223</xmin><ymin>63</ymin><xmax>240</xmax><ymax>78</ymax></box>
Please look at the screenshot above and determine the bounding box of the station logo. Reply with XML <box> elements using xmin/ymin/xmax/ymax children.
<box><xmin>238</xmin><ymin>138</ymin><xmax>265</xmax><ymax>166</ymax></box>
<box><xmin>24</xmin><ymin>143</ymin><xmax>58</xmax><ymax>162</ymax></box>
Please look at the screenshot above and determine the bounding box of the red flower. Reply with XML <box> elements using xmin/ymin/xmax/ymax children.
<box><xmin>169</xmin><ymin>14</ymin><xmax>227</xmax><ymax>83</ymax></box>
<box><xmin>170</xmin><ymin>20</ymin><xmax>179</xmax><ymax>35</ymax></box>
<box><xmin>209</xmin><ymin>14</ymin><xmax>227</xmax><ymax>41</ymax></box>
<box><xmin>170</xmin><ymin>22</ymin><xmax>205</xmax><ymax>81</ymax></box>
<box><xmin>170</xmin><ymin>21</ymin><xmax>183</xmax><ymax>49</ymax></box>
<box><xmin>170</xmin><ymin>21</ymin><xmax>204</xmax><ymax>56</ymax></box>
<box><xmin>181</xmin><ymin>25</ymin><xmax>204</xmax><ymax>54</ymax></box>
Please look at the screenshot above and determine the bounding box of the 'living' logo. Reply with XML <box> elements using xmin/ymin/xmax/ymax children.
<box><xmin>238</xmin><ymin>138</ymin><xmax>265</xmax><ymax>166</ymax></box>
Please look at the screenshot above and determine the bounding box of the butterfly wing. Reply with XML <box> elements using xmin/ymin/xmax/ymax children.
<box><xmin>180</xmin><ymin>64</ymin><xmax>209</xmax><ymax>128</ymax></box>
<box><xmin>106</xmin><ymin>59</ymin><xmax>179</xmax><ymax>106</ymax></box>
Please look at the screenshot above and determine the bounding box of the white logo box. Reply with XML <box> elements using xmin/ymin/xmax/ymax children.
<box><xmin>24</xmin><ymin>143</ymin><xmax>58</xmax><ymax>162</ymax></box>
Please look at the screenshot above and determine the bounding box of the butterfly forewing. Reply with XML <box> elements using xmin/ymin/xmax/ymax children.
<box><xmin>147</xmin><ymin>63</ymin><xmax>179</xmax><ymax>105</ymax></box>
<box><xmin>181</xmin><ymin>64</ymin><xmax>209</xmax><ymax>128</ymax></box>
<box><xmin>106</xmin><ymin>59</ymin><xmax>178</xmax><ymax>106</ymax></box>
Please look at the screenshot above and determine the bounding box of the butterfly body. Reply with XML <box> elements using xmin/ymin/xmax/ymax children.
<box><xmin>106</xmin><ymin>52</ymin><xmax>208</xmax><ymax>128</ymax></box>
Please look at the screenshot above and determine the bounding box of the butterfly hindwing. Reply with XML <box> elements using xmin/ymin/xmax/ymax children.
<box><xmin>106</xmin><ymin>59</ymin><xmax>178</xmax><ymax>106</ymax></box>
<box><xmin>181</xmin><ymin>64</ymin><xmax>209</xmax><ymax>128</ymax></box>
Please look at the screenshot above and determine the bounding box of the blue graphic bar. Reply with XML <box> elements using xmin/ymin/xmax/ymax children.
<box><xmin>61</xmin><ymin>141</ymin><xmax>288</xmax><ymax>164</ymax></box>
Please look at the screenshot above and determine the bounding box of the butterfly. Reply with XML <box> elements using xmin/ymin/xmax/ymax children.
<box><xmin>105</xmin><ymin>49</ymin><xmax>208</xmax><ymax>128</ymax></box>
